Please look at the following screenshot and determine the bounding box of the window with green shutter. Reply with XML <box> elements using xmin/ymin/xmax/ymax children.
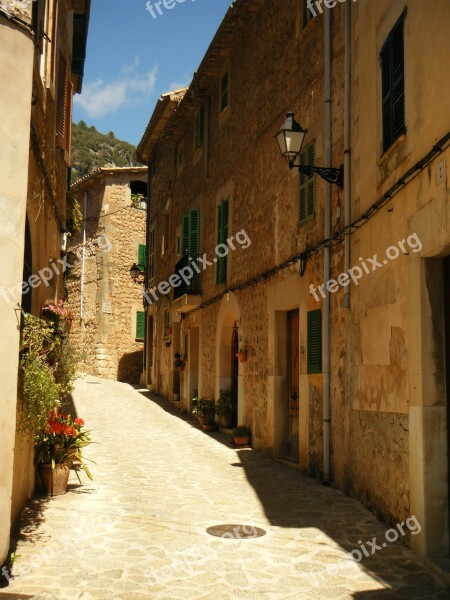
<box><xmin>179</xmin><ymin>209</ymin><xmax>200</xmax><ymax>287</ymax></box>
<box><xmin>381</xmin><ymin>14</ymin><xmax>405</xmax><ymax>153</ymax></box>
<box><xmin>181</xmin><ymin>214</ymin><xmax>189</xmax><ymax>256</ymax></box>
<box><xmin>136</xmin><ymin>311</ymin><xmax>145</xmax><ymax>341</ymax></box>
<box><xmin>138</xmin><ymin>244</ymin><xmax>146</xmax><ymax>271</ymax></box>
<box><xmin>299</xmin><ymin>142</ymin><xmax>315</xmax><ymax>224</ymax></box>
<box><xmin>195</xmin><ymin>106</ymin><xmax>204</xmax><ymax>149</ymax></box>
<box><xmin>216</xmin><ymin>199</ymin><xmax>229</xmax><ymax>285</ymax></box>
<box><xmin>307</xmin><ymin>309</ymin><xmax>322</xmax><ymax>374</ymax></box>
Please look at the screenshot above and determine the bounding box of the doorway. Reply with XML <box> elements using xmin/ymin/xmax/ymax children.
<box><xmin>286</xmin><ymin>310</ymin><xmax>299</xmax><ymax>460</ymax></box>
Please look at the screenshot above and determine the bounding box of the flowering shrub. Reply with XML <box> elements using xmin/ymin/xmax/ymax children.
<box><xmin>42</xmin><ymin>299</ymin><xmax>71</xmax><ymax>322</ymax></box>
<box><xmin>35</xmin><ymin>411</ymin><xmax>93</xmax><ymax>479</ymax></box>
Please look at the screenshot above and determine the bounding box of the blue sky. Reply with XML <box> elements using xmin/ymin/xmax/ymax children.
<box><xmin>73</xmin><ymin>0</ymin><xmax>231</xmax><ymax>146</ymax></box>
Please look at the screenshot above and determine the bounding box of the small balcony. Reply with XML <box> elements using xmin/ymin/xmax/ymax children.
<box><xmin>172</xmin><ymin>254</ymin><xmax>202</xmax><ymax>312</ymax></box>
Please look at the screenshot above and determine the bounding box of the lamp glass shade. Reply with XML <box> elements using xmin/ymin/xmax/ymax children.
<box><xmin>275</xmin><ymin>113</ymin><xmax>307</xmax><ymax>163</ymax></box>
<box><xmin>129</xmin><ymin>264</ymin><xmax>140</xmax><ymax>279</ymax></box>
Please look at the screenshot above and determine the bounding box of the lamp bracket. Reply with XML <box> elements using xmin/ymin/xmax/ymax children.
<box><xmin>290</xmin><ymin>163</ymin><xmax>344</xmax><ymax>189</ymax></box>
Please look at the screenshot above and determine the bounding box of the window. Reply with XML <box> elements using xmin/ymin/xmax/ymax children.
<box><xmin>148</xmin><ymin>229</ymin><xmax>155</xmax><ymax>281</ymax></box>
<box><xmin>307</xmin><ymin>309</ymin><xmax>322</xmax><ymax>374</ymax></box>
<box><xmin>301</xmin><ymin>0</ymin><xmax>314</xmax><ymax>30</ymax></box>
<box><xmin>178</xmin><ymin>209</ymin><xmax>200</xmax><ymax>289</ymax></box>
<box><xmin>181</xmin><ymin>209</ymin><xmax>200</xmax><ymax>258</ymax></box>
<box><xmin>195</xmin><ymin>106</ymin><xmax>204</xmax><ymax>149</ymax></box>
<box><xmin>216</xmin><ymin>199</ymin><xmax>229</xmax><ymax>285</ymax></box>
<box><xmin>299</xmin><ymin>142</ymin><xmax>315</xmax><ymax>223</ymax></box>
<box><xmin>138</xmin><ymin>244</ymin><xmax>146</xmax><ymax>271</ymax></box>
<box><xmin>221</xmin><ymin>71</ymin><xmax>229</xmax><ymax>112</ymax></box>
<box><xmin>136</xmin><ymin>311</ymin><xmax>145</xmax><ymax>341</ymax></box>
<box><xmin>381</xmin><ymin>15</ymin><xmax>405</xmax><ymax>153</ymax></box>
<box><xmin>56</xmin><ymin>53</ymin><xmax>72</xmax><ymax>157</ymax></box>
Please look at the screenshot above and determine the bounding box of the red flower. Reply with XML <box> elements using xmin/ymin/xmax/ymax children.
<box><xmin>74</xmin><ymin>418</ymin><xmax>84</xmax><ymax>426</ymax></box>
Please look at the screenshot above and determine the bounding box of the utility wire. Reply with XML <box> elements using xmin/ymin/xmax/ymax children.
<box><xmin>182</xmin><ymin>130</ymin><xmax>450</xmax><ymax>319</ymax></box>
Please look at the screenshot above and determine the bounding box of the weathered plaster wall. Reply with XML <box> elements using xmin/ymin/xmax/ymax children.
<box><xmin>0</xmin><ymin>18</ymin><xmax>33</xmax><ymax>564</ymax></box>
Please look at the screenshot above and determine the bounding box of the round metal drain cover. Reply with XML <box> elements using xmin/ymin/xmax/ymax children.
<box><xmin>206</xmin><ymin>524</ymin><xmax>266</xmax><ymax>539</ymax></box>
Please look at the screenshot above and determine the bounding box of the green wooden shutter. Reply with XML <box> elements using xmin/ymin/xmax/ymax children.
<box><xmin>307</xmin><ymin>309</ymin><xmax>322</xmax><ymax>374</ymax></box>
<box><xmin>381</xmin><ymin>15</ymin><xmax>405</xmax><ymax>152</ymax></box>
<box><xmin>138</xmin><ymin>244</ymin><xmax>146</xmax><ymax>271</ymax></box>
<box><xmin>188</xmin><ymin>208</ymin><xmax>200</xmax><ymax>257</ymax></box>
<box><xmin>216</xmin><ymin>199</ymin><xmax>229</xmax><ymax>285</ymax></box>
<box><xmin>299</xmin><ymin>142</ymin><xmax>315</xmax><ymax>223</ymax></box>
<box><xmin>176</xmin><ymin>234</ymin><xmax>181</xmax><ymax>256</ymax></box>
<box><xmin>181</xmin><ymin>214</ymin><xmax>189</xmax><ymax>256</ymax></box>
<box><xmin>136</xmin><ymin>311</ymin><xmax>145</xmax><ymax>341</ymax></box>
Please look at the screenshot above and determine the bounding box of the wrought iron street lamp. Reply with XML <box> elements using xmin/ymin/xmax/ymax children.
<box><xmin>275</xmin><ymin>112</ymin><xmax>343</xmax><ymax>189</ymax></box>
<box><xmin>129</xmin><ymin>263</ymin><xmax>145</xmax><ymax>283</ymax></box>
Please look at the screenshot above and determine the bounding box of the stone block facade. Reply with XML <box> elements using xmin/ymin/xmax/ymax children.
<box><xmin>66</xmin><ymin>168</ymin><xmax>147</xmax><ymax>384</ymax></box>
<box><xmin>136</xmin><ymin>0</ymin><xmax>450</xmax><ymax>562</ymax></box>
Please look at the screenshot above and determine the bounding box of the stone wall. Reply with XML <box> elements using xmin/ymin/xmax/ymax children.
<box><xmin>66</xmin><ymin>170</ymin><xmax>147</xmax><ymax>384</ymax></box>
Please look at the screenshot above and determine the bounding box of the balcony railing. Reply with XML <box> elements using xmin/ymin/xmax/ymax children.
<box><xmin>173</xmin><ymin>254</ymin><xmax>201</xmax><ymax>301</ymax></box>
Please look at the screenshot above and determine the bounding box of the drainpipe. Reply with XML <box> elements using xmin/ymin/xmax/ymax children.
<box><xmin>323</xmin><ymin>5</ymin><xmax>332</xmax><ymax>485</ymax></box>
<box><xmin>344</xmin><ymin>0</ymin><xmax>351</xmax><ymax>310</ymax></box>
<box><xmin>80</xmin><ymin>191</ymin><xmax>87</xmax><ymax>320</ymax></box>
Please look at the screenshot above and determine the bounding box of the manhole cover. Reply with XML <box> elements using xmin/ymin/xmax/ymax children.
<box><xmin>206</xmin><ymin>524</ymin><xmax>266</xmax><ymax>539</ymax></box>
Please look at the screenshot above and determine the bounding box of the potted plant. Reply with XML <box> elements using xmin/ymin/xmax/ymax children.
<box><xmin>216</xmin><ymin>389</ymin><xmax>236</xmax><ymax>428</ymax></box>
<box><xmin>236</xmin><ymin>343</ymin><xmax>248</xmax><ymax>363</ymax></box>
<box><xmin>35</xmin><ymin>411</ymin><xmax>93</xmax><ymax>496</ymax></box>
<box><xmin>233</xmin><ymin>426</ymin><xmax>250</xmax><ymax>446</ymax></box>
<box><xmin>191</xmin><ymin>390</ymin><xmax>199</xmax><ymax>417</ymax></box>
<box><xmin>196</xmin><ymin>399</ymin><xmax>216</xmax><ymax>429</ymax></box>
<box><xmin>173</xmin><ymin>352</ymin><xmax>185</xmax><ymax>371</ymax></box>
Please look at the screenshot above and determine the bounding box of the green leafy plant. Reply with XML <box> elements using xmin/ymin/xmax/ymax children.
<box><xmin>216</xmin><ymin>389</ymin><xmax>236</xmax><ymax>418</ymax></box>
<box><xmin>66</xmin><ymin>190</ymin><xmax>83</xmax><ymax>233</ymax></box>
<box><xmin>19</xmin><ymin>314</ymin><xmax>61</xmax><ymax>434</ymax></box>
<box><xmin>194</xmin><ymin>398</ymin><xmax>215</xmax><ymax>424</ymax></box>
<box><xmin>51</xmin><ymin>338</ymin><xmax>79</xmax><ymax>397</ymax></box>
<box><xmin>233</xmin><ymin>426</ymin><xmax>250</xmax><ymax>438</ymax></box>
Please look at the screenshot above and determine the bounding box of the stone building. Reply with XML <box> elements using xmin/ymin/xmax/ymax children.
<box><xmin>0</xmin><ymin>0</ymin><xmax>90</xmax><ymax>564</ymax></box>
<box><xmin>137</xmin><ymin>0</ymin><xmax>450</xmax><ymax>566</ymax></box>
<box><xmin>67</xmin><ymin>168</ymin><xmax>148</xmax><ymax>384</ymax></box>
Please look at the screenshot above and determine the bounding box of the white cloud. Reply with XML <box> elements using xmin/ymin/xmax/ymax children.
<box><xmin>74</xmin><ymin>62</ymin><xmax>158</xmax><ymax>119</ymax></box>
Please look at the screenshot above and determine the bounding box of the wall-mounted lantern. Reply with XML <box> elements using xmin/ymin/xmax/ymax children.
<box><xmin>275</xmin><ymin>112</ymin><xmax>343</xmax><ymax>188</ymax></box>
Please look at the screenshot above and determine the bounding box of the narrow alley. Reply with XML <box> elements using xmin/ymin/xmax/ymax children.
<box><xmin>3</xmin><ymin>376</ymin><xmax>448</xmax><ymax>600</ymax></box>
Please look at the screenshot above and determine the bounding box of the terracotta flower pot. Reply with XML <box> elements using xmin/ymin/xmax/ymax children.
<box><xmin>236</xmin><ymin>351</ymin><xmax>247</xmax><ymax>363</ymax></box>
<box><xmin>202</xmin><ymin>423</ymin><xmax>217</xmax><ymax>432</ymax></box>
<box><xmin>234</xmin><ymin>436</ymin><xmax>250</xmax><ymax>446</ymax></box>
<box><xmin>38</xmin><ymin>463</ymin><xmax>70</xmax><ymax>496</ymax></box>
<box><xmin>198</xmin><ymin>416</ymin><xmax>207</xmax><ymax>426</ymax></box>
<box><xmin>219</xmin><ymin>415</ymin><xmax>234</xmax><ymax>428</ymax></box>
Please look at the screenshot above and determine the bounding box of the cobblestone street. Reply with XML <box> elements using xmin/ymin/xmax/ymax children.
<box><xmin>2</xmin><ymin>376</ymin><xmax>448</xmax><ymax>599</ymax></box>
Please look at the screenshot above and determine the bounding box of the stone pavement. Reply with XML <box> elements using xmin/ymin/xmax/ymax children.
<box><xmin>2</xmin><ymin>376</ymin><xmax>448</xmax><ymax>599</ymax></box>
